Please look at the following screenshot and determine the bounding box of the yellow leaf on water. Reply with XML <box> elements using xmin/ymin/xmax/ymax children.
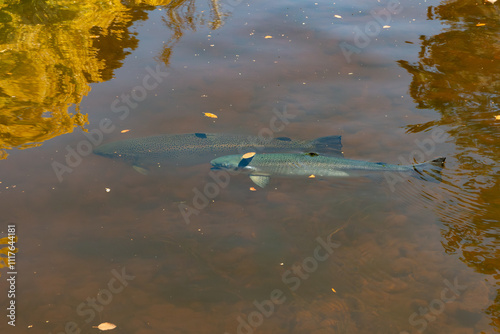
<box><xmin>120</xmin><ymin>129</ymin><xmax>130</xmax><ymax>133</ymax></box>
<box><xmin>308</xmin><ymin>174</ymin><xmax>316</xmax><ymax>178</ymax></box>
<box><xmin>265</xmin><ymin>35</ymin><xmax>273</xmax><ymax>39</ymax></box>
<box><xmin>249</xmin><ymin>187</ymin><xmax>257</xmax><ymax>191</ymax></box>
<box><xmin>203</xmin><ymin>112</ymin><xmax>218</xmax><ymax>119</ymax></box>
<box><xmin>331</xmin><ymin>288</ymin><xmax>336</xmax><ymax>293</ymax></box>
<box><xmin>495</xmin><ymin>115</ymin><xmax>500</xmax><ymax>120</ymax></box>
<box><xmin>94</xmin><ymin>322</ymin><xmax>117</xmax><ymax>331</ymax></box>
<box><xmin>476</xmin><ymin>23</ymin><xmax>486</xmax><ymax>26</ymax></box>
<box><xmin>242</xmin><ymin>152</ymin><xmax>256</xmax><ymax>159</ymax></box>
<box><xmin>334</xmin><ymin>15</ymin><xmax>342</xmax><ymax>18</ymax></box>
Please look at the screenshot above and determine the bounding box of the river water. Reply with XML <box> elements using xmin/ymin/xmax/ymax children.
<box><xmin>0</xmin><ymin>0</ymin><xmax>498</xmax><ymax>333</ymax></box>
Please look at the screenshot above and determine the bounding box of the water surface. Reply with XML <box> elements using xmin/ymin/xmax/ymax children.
<box><xmin>0</xmin><ymin>0</ymin><xmax>499</xmax><ymax>333</ymax></box>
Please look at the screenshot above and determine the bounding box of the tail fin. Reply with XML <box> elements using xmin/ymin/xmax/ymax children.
<box><xmin>311</xmin><ymin>136</ymin><xmax>343</xmax><ymax>157</ymax></box>
<box><xmin>411</xmin><ymin>157</ymin><xmax>446</xmax><ymax>183</ymax></box>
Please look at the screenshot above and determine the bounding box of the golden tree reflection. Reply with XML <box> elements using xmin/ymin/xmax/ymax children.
<box><xmin>398</xmin><ymin>0</ymin><xmax>500</xmax><ymax>329</ymax></box>
<box><xmin>0</xmin><ymin>0</ymin><xmax>229</xmax><ymax>159</ymax></box>
<box><xmin>0</xmin><ymin>0</ymin><xmax>144</xmax><ymax>158</ymax></box>
<box><xmin>0</xmin><ymin>235</ymin><xmax>18</xmax><ymax>278</ymax></box>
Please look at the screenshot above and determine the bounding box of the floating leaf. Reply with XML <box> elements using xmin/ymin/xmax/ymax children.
<box><xmin>264</xmin><ymin>35</ymin><xmax>273</xmax><ymax>39</ymax></box>
<box><xmin>249</xmin><ymin>187</ymin><xmax>256</xmax><ymax>191</ymax></box>
<box><xmin>203</xmin><ymin>112</ymin><xmax>218</xmax><ymax>119</ymax></box>
<box><xmin>308</xmin><ymin>174</ymin><xmax>316</xmax><ymax>178</ymax></box>
<box><xmin>120</xmin><ymin>129</ymin><xmax>130</xmax><ymax>133</ymax></box>
<box><xmin>94</xmin><ymin>322</ymin><xmax>117</xmax><ymax>331</ymax></box>
<box><xmin>476</xmin><ymin>23</ymin><xmax>486</xmax><ymax>26</ymax></box>
<box><xmin>242</xmin><ymin>152</ymin><xmax>256</xmax><ymax>159</ymax></box>
<box><xmin>331</xmin><ymin>288</ymin><xmax>336</xmax><ymax>293</ymax></box>
<box><xmin>334</xmin><ymin>15</ymin><xmax>342</xmax><ymax>18</ymax></box>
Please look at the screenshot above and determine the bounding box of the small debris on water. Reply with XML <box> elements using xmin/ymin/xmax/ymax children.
<box><xmin>93</xmin><ymin>322</ymin><xmax>117</xmax><ymax>331</ymax></box>
<box><xmin>242</xmin><ymin>152</ymin><xmax>256</xmax><ymax>159</ymax></box>
<box><xmin>203</xmin><ymin>112</ymin><xmax>218</xmax><ymax>118</ymax></box>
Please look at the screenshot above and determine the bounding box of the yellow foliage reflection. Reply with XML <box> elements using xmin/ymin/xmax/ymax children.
<box><xmin>0</xmin><ymin>235</ymin><xmax>17</xmax><ymax>278</ymax></box>
<box><xmin>0</xmin><ymin>0</ymin><xmax>229</xmax><ymax>159</ymax></box>
<box><xmin>0</xmin><ymin>0</ymin><xmax>142</xmax><ymax>159</ymax></box>
<box><xmin>398</xmin><ymin>0</ymin><xmax>500</xmax><ymax>329</ymax></box>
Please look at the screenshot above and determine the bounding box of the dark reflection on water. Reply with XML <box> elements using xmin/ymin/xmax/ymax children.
<box><xmin>159</xmin><ymin>0</ymin><xmax>224</xmax><ymax>65</ymax></box>
<box><xmin>398</xmin><ymin>0</ymin><xmax>500</xmax><ymax>329</ymax></box>
<box><xmin>0</xmin><ymin>0</ymin><xmax>499</xmax><ymax>333</ymax></box>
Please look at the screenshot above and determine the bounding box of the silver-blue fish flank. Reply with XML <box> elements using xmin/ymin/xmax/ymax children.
<box><xmin>210</xmin><ymin>152</ymin><xmax>446</xmax><ymax>188</ymax></box>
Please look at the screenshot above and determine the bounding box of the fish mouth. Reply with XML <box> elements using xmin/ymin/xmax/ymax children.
<box><xmin>93</xmin><ymin>149</ymin><xmax>119</xmax><ymax>158</ymax></box>
<box><xmin>93</xmin><ymin>145</ymin><xmax>116</xmax><ymax>157</ymax></box>
<box><xmin>211</xmin><ymin>164</ymin><xmax>238</xmax><ymax>171</ymax></box>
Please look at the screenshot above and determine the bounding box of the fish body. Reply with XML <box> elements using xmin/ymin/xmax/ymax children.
<box><xmin>210</xmin><ymin>152</ymin><xmax>446</xmax><ymax>188</ymax></box>
<box><xmin>93</xmin><ymin>133</ymin><xmax>342</xmax><ymax>172</ymax></box>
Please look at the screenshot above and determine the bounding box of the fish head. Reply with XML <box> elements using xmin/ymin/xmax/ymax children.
<box><xmin>210</xmin><ymin>153</ymin><xmax>256</xmax><ymax>172</ymax></box>
<box><xmin>210</xmin><ymin>155</ymin><xmax>243</xmax><ymax>171</ymax></box>
<box><xmin>93</xmin><ymin>141</ymin><xmax>136</xmax><ymax>163</ymax></box>
<box><xmin>93</xmin><ymin>142</ymin><xmax>123</xmax><ymax>159</ymax></box>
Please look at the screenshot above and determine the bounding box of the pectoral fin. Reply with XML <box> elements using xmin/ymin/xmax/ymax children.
<box><xmin>249</xmin><ymin>175</ymin><xmax>270</xmax><ymax>188</ymax></box>
<box><xmin>132</xmin><ymin>165</ymin><xmax>149</xmax><ymax>175</ymax></box>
